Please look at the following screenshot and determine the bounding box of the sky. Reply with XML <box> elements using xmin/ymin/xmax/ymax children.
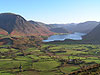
<box><xmin>0</xmin><ymin>0</ymin><xmax>100</xmax><ymax>24</ymax></box>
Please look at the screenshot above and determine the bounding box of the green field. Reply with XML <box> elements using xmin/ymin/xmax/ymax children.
<box><xmin>0</xmin><ymin>44</ymin><xmax>100</xmax><ymax>75</ymax></box>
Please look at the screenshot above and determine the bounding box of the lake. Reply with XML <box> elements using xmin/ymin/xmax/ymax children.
<box><xmin>43</xmin><ymin>32</ymin><xmax>86</xmax><ymax>42</ymax></box>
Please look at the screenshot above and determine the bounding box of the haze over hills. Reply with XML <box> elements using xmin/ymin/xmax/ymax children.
<box><xmin>0</xmin><ymin>13</ymin><xmax>53</xmax><ymax>37</ymax></box>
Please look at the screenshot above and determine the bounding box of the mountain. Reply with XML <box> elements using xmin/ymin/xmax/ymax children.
<box><xmin>50</xmin><ymin>27</ymin><xmax>69</xmax><ymax>33</ymax></box>
<box><xmin>47</xmin><ymin>21</ymin><xmax>99</xmax><ymax>33</ymax></box>
<box><xmin>83</xmin><ymin>23</ymin><xmax>100</xmax><ymax>42</ymax></box>
<box><xmin>71</xmin><ymin>21</ymin><xmax>99</xmax><ymax>33</ymax></box>
<box><xmin>0</xmin><ymin>13</ymin><xmax>53</xmax><ymax>36</ymax></box>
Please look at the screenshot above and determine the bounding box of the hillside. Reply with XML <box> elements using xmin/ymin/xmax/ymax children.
<box><xmin>83</xmin><ymin>23</ymin><xmax>100</xmax><ymax>42</ymax></box>
<box><xmin>0</xmin><ymin>13</ymin><xmax>53</xmax><ymax>37</ymax></box>
<box><xmin>72</xmin><ymin>21</ymin><xmax>99</xmax><ymax>33</ymax></box>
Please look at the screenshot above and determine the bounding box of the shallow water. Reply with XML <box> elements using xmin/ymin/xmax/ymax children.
<box><xmin>43</xmin><ymin>32</ymin><xmax>86</xmax><ymax>42</ymax></box>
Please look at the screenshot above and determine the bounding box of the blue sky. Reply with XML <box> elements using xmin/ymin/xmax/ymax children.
<box><xmin>0</xmin><ymin>0</ymin><xmax>100</xmax><ymax>24</ymax></box>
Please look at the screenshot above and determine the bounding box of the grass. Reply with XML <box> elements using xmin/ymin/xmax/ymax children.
<box><xmin>84</xmin><ymin>59</ymin><xmax>100</xmax><ymax>63</ymax></box>
<box><xmin>0</xmin><ymin>60</ymin><xmax>27</xmax><ymax>69</ymax></box>
<box><xmin>19</xmin><ymin>71</ymin><xmax>40</xmax><ymax>75</ymax></box>
<box><xmin>40</xmin><ymin>71</ymin><xmax>63</xmax><ymax>75</ymax></box>
<box><xmin>27</xmin><ymin>55</ymin><xmax>40</xmax><ymax>60</ymax></box>
<box><xmin>15</xmin><ymin>56</ymin><xmax>32</xmax><ymax>61</ymax></box>
<box><xmin>0</xmin><ymin>72</ymin><xmax>14</xmax><ymax>75</ymax></box>
<box><xmin>0</xmin><ymin>48</ymin><xmax>10</xmax><ymax>53</ymax></box>
<box><xmin>39</xmin><ymin>56</ymin><xmax>51</xmax><ymax>59</ymax></box>
<box><xmin>60</xmin><ymin>65</ymin><xmax>80</xmax><ymax>74</ymax></box>
<box><xmin>33</xmin><ymin>61</ymin><xmax>61</xmax><ymax>71</ymax></box>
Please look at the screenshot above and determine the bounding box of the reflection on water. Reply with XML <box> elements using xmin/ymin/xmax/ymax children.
<box><xmin>43</xmin><ymin>32</ymin><xmax>86</xmax><ymax>42</ymax></box>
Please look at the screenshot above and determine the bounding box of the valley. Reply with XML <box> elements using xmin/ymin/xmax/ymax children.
<box><xmin>0</xmin><ymin>13</ymin><xmax>100</xmax><ymax>75</ymax></box>
<box><xmin>1</xmin><ymin>0</ymin><xmax>100</xmax><ymax>75</ymax></box>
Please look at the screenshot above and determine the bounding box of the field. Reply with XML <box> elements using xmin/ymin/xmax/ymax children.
<box><xmin>0</xmin><ymin>44</ymin><xmax>100</xmax><ymax>75</ymax></box>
